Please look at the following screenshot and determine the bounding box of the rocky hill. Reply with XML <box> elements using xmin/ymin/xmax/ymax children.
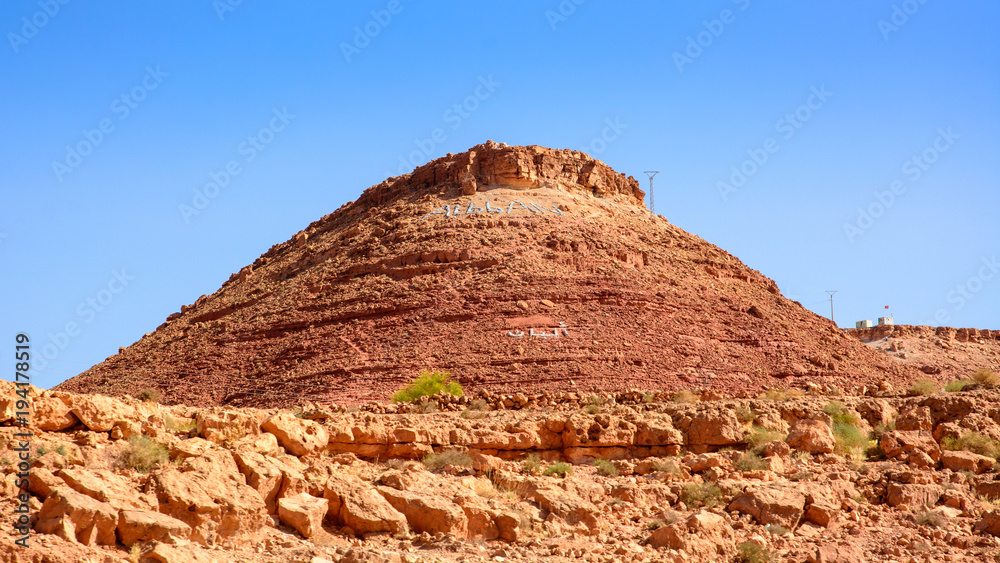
<box><xmin>56</xmin><ymin>142</ymin><xmax>922</xmax><ymax>408</ymax></box>
<box><xmin>849</xmin><ymin>325</ymin><xmax>1000</xmax><ymax>382</ymax></box>
<box><xmin>4</xmin><ymin>380</ymin><xmax>1000</xmax><ymax>562</ymax></box>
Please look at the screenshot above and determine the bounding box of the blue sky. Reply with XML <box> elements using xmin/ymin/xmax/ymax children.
<box><xmin>2</xmin><ymin>1</ymin><xmax>997</xmax><ymax>390</ymax></box>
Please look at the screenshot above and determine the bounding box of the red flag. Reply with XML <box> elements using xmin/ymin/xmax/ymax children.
<box><xmin>884</xmin><ymin>305</ymin><xmax>889</xmax><ymax>309</ymax></box>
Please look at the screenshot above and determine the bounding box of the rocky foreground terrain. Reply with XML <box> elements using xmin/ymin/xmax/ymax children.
<box><xmin>4</xmin><ymin>378</ymin><xmax>1000</xmax><ymax>563</ymax></box>
<box><xmin>58</xmin><ymin>142</ymin><xmax>922</xmax><ymax>408</ymax></box>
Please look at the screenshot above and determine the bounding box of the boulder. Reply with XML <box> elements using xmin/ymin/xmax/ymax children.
<box><xmin>649</xmin><ymin>510</ymin><xmax>734</xmax><ymax>557</ymax></box>
<box><xmin>117</xmin><ymin>509</ymin><xmax>192</xmax><ymax>547</ymax></box>
<box><xmin>196</xmin><ymin>409</ymin><xmax>261</xmax><ymax>444</ymax></box>
<box><xmin>785</xmin><ymin>419</ymin><xmax>835</xmax><ymax>454</ymax></box>
<box><xmin>728</xmin><ymin>485</ymin><xmax>806</xmax><ymax>529</ymax></box>
<box><xmin>975</xmin><ymin>509</ymin><xmax>1000</xmax><ymax>537</ymax></box>
<box><xmin>377</xmin><ymin>487</ymin><xmax>468</xmax><ymax>537</ymax></box>
<box><xmin>34</xmin><ymin>395</ymin><xmax>78</xmax><ymax>431</ymax></box>
<box><xmin>808</xmin><ymin>543</ymin><xmax>865</xmax><ymax>563</ymax></box>
<box><xmin>686</xmin><ymin>453</ymin><xmax>728</xmax><ymax>473</ymax></box>
<box><xmin>35</xmin><ymin>487</ymin><xmax>117</xmax><ymax>546</ymax></box>
<box><xmin>895</xmin><ymin>405</ymin><xmax>933</xmax><ymax>431</ymax></box>
<box><xmin>60</xmin><ymin>394</ymin><xmax>134</xmax><ymax>432</ymax></box>
<box><xmin>886</xmin><ymin>483</ymin><xmax>942</xmax><ymax>509</ymax></box>
<box><xmin>323</xmin><ymin>474</ymin><xmax>407</xmax><ymax>535</ymax></box>
<box><xmin>149</xmin><ymin>467</ymin><xmax>268</xmax><ymax>546</ymax></box>
<box><xmin>262</xmin><ymin>413</ymin><xmax>329</xmax><ymax>456</ymax></box>
<box><xmin>277</xmin><ymin>493</ymin><xmax>328</xmax><ymax>538</ymax></box>
<box><xmin>495</xmin><ymin>510</ymin><xmax>522</xmax><ymax>542</ymax></box>
<box><xmin>687</xmin><ymin>411</ymin><xmax>744</xmax><ymax>447</ymax></box>
<box><xmin>528</xmin><ymin>485</ymin><xmax>600</xmax><ymax>533</ymax></box>
<box><xmin>941</xmin><ymin>450</ymin><xmax>996</xmax><ymax>474</ymax></box>
<box><xmin>58</xmin><ymin>468</ymin><xmax>153</xmax><ymax>510</ymax></box>
<box><xmin>142</xmin><ymin>540</ymin><xmax>217</xmax><ymax>563</ymax></box>
<box><xmin>880</xmin><ymin>431</ymin><xmax>940</xmax><ymax>461</ymax></box>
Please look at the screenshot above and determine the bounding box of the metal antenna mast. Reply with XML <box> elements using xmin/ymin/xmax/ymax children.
<box><xmin>643</xmin><ymin>171</ymin><xmax>659</xmax><ymax>214</ymax></box>
<box><xmin>825</xmin><ymin>290</ymin><xmax>838</xmax><ymax>323</ymax></box>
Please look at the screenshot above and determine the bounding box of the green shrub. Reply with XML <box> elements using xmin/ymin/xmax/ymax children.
<box><xmin>833</xmin><ymin>421</ymin><xmax>867</xmax><ymax>458</ymax></box>
<box><xmin>736</xmin><ymin>542</ymin><xmax>773</xmax><ymax>563</ymax></box>
<box><xmin>734</xmin><ymin>452</ymin><xmax>769</xmax><ymax>472</ymax></box>
<box><xmin>972</xmin><ymin>368</ymin><xmax>999</xmax><ymax>388</ymax></box>
<box><xmin>945</xmin><ymin>379</ymin><xmax>973</xmax><ymax>392</ymax></box>
<box><xmin>135</xmin><ymin>388</ymin><xmax>163</xmax><ymax>403</ymax></box>
<box><xmin>392</xmin><ymin>370</ymin><xmax>463</xmax><ymax>403</ymax></box>
<box><xmin>594</xmin><ymin>459</ymin><xmax>618</xmax><ymax>477</ymax></box>
<box><xmin>822</xmin><ymin>401</ymin><xmax>860</xmax><ymax>426</ymax></box>
<box><xmin>908</xmin><ymin>378</ymin><xmax>940</xmax><ymax>396</ymax></box>
<box><xmin>521</xmin><ymin>453</ymin><xmax>543</xmax><ymax>475</ymax></box>
<box><xmin>422</xmin><ymin>450</ymin><xmax>473</xmax><ymax>471</ymax></box>
<box><xmin>746</xmin><ymin>425</ymin><xmax>785</xmax><ymax>452</ymax></box>
<box><xmin>116</xmin><ymin>436</ymin><xmax>169</xmax><ymax>472</ymax></box>
<box><xmin>543</xmin><ymin>462</ymin><xmax>573</xmax><ymax>478</ymax></box>
<box><xmin>679</xmin><ymin>481</ymin><xmax>723</xmax><ymax>508</ymax></box>
<box><xmin>941</xmin><ymin>431</ymin><xmax>1000</xmax><ymax>460</ymax></box>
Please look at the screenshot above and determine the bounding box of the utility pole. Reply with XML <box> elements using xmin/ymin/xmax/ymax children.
<box><xmin>643</xmin><ymin>171</ymin><xmax>659</xmax><ymax>214</ymax></box>
<box><xmin>825</xmin><ymin>290</ymin><xmax>838</xmax><ymax>323</ymax></box>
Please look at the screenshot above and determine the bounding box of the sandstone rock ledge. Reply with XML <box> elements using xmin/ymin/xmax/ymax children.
<box><xmin>2</xmin><ymin>382</ymin><xmax>1000</xmax><ymax>562</ymax></box>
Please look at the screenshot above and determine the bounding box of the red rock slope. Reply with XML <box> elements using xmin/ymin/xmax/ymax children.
<box><xmin>57</xmin><ymin>142</ymin><xmax>923</xmax><ymax>407</ymax></box>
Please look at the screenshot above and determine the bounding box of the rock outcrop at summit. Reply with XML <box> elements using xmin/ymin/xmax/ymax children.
<box><xmin>58</xmin><ymin>142</ymin><xmax>924</xmax><ymax>407</ymax></box>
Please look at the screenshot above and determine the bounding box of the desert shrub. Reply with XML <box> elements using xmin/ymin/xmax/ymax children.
<box><xmin>833</xmin><ymin>420</ymin><xmax>867</xmax><ymax>459</ymax></box>
<box><xmin>117</xmin><ymin>436</ymin><xmax>169</xmax><ymax>472</ymax></box>
<box><xmin>914</xmin><ymin>510</ymin><xmax>947</xmax><ymax>528</ymax></box>
<box><xmin>765</xmin><ymin>524</ymin><xmax>790</xmax><ymax>536</ymax></box>
<box><xmin>422</xmin><ymin>450</ymin><xmax>473</xmax><ymax>471</ymax></box>
<box><xmin>759</xmin><ymin>388</ymin><xmax>805</xmax><ymax>401</ymax></box>
<box><xmin>736</xmin><ymin>542</ymin><xmax>773</xmax><ymax>563</ymax></box>
<box><xmin>945</xmin><ymin>379</ymin><xmax>973</xmax><ymax>392</ymax></box>
<box><xmin>472</xmin><ymin>478</ymin><xmax>499</xmax><ymax>500</ymax></box>
<box><xmin>679</xmin><ymin>481</ymin><xmax>723</xmax><ymax>508</ymax></box>
<box><xmin>651</xmin><ymin>459</ymin><xmax>684</xmax><ymax>476</ymax></box>
<box><xmin>642</xmin><ymin>392</ymin><xmax>657</xmax><ymax>403</ymax></box>
<box><xmin>413</xmin><ymin>401</ymin><xmax>438</xmax><ymax>414</ymax></box>
<box><xmin>594</xmin><ymin>459</ymin><xmax>618</xmax><ymax>477</ymax></box>
<box><xmin>164</xmin><ymin>415</ymin><xmax>197</xmax><ymax>433</ymax></box>
<box><xmin>543</xmin><ymin>461</ymin><xmax>573</xmax><ymax>478</ymax></box>
<box><xmin>135</xmin><ymin>388</ymin><xmax>163</xmax><ymax>403</ymax></box>
<box><xmin>583</xmin><ymin>395</ymin><xmax>605</xmax><ymax>414</ymax></box>
<box><xmin>460</xmin><ymin>408</ymin><xmax>487</xmax><ymax>419</ymax></box>
<box><xmin>941</xmin><ymin>431</ymin><xmax>1000</xmax><ymax>460</ymax></box>
<box><xmin>746</xmin><ymin>425</ymin><xmax>785</xmax><ymax>451</ymax></box>
<box><xmin>392</xmin><ymin>370</ymin><xmax>462</xmax><ymax>403</ymax></box>
<box><xmin>870</xmin><ymin>420</ymin><xmax>896</xmax><ymax>441</ymax></box>
<box><xmin>823</xmin><ymin>401</ymin><xmax>860</xmax><ymax>426</ymax></box>
<box><xmin>671</xmin><ymin>390</ymin><xmax>699</xmax><ymax>403</ymax></box>
<box><xmin>735</xmin><ymin>404</ymin><xmax>755</xmax><ymax>424</ymax></box>
<box><xmin>734</xmin><ymin>452</ymin><xmax>769</xmax><ymax>472</ymax></box>
<box><xmin>521</xmin><ymin>453</ymin><xmax>543</xmax><ymax>475</ymax></box>
<box><xmin>908</xmin><ymin>378</ymin><xmax>940</xmax><ymax>396</ymax></box>
<box><xmin>972</xmin><ymin>368</ymin><xmax>1000</xmax><ymax>388</ymax></box>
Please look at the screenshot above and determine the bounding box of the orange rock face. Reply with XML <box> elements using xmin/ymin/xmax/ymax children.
<box><xmin>56</xmin><ymin>142</ymin><xmax>923</xmax><ymax>408</ymax></box>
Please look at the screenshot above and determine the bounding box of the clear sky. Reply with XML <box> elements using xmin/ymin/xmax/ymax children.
<box><xmin>2</xmin><ymin>1</ymin><xmax>997</xmax><ymax>390</ymax></box>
